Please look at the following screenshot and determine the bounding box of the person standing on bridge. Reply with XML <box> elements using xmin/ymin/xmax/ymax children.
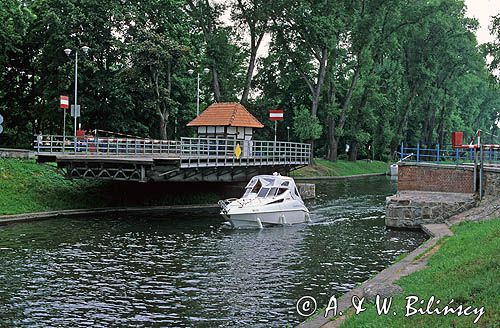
<box><xmin>37</xmin><ymin>132</ymin><xmax>43</xmax><ymax>152</ymax></box>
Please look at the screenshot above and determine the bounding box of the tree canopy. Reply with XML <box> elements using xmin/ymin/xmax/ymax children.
<box><xmin>1</xmin><ymin>0</ymin><xmax>499</xmax><ymax>161</ymax></box>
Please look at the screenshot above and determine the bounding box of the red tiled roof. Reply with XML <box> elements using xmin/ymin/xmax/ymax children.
<box><xmin>186</xmin><ymin>102</ymin><xmax>264</xmax><ymax>128</ymax></box>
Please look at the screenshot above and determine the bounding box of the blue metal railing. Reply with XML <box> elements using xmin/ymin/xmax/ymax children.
<box><xmin>399</xmin><ymin>142</ymin><xmax>500</xmax><ymax>165</ymax></box>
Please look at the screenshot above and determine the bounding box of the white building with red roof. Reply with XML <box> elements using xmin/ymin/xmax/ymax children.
<box><xmin>186</xmin><ymin>102</ymin><xmax>264</xmax><ymax>140</ymax></box>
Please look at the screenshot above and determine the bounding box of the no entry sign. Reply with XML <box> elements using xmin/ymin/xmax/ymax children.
<box><xmin>60</xmin><ymin>95</ymin><xmax>69</xmax><ymax>109</ymax></box>
<box><xmin>269</xmin><ymin>109</ymin><xmax>284</xmax><ymax>121</ymax></box>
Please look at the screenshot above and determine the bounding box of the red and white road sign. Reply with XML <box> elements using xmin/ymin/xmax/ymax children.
<box><xmin>269</xmin><ymin>109</ymin><xmax>284</xmax><ymax>121</ymax></box>
<box><xmin>60</xmin><ymin>95</ymin><xmax>69</xmax><ymax>109</ymax></box>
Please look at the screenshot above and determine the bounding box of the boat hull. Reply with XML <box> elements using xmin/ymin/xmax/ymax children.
<box><xmin>222</xmin><ymin>209</ymin><xmax>310</xmax><ymax>229</ymax></box>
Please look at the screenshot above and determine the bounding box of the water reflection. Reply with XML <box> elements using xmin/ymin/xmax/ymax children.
<box><xmin>0</xmin><ymin>176</ymin><xmax>426</xmax><ymax>327</ymax></box>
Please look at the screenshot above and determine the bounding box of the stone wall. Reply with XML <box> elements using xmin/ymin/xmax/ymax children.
<box><xmin>296</xmin><ymin>183</ymin><xmax>315</xmax><ymax>200</ymax></box>
<box><xmin>385</xmin><ymin>191</ymin><xmax>477</xmax><ymax>228</ymax></box>
<box><xmin>0</xmin><ymin>148</ymin><xmax>34</xmax><ymax>160</ymax></box>
<box><xmin>398</xmin><ymin>163</ymin><xmax>474</xmax><ymax>193</ymax></box>
<box><xmin>484</xmin><ymin>168</ymin><xmax>500</xmax><ymax>195</ymax></box>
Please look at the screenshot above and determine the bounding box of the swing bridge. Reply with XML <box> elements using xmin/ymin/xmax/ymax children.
<box><xmin>34</xmin><ymin>135</ymin><xmax>311</xmax><ymax>182</ymax></box>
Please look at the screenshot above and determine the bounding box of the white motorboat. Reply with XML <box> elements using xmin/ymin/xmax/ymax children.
<box><xmin>219</xmin><ymin>173</ymin><xmax>310</xmax><ymax>229</ymax></box>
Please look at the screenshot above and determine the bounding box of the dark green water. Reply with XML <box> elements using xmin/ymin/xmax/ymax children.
<box><xmin>0</xmin><ymin>176</ymin><xmax>426</xmax><ymax>327</ymax></box>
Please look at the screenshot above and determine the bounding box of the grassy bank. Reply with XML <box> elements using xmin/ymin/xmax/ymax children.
<box><xmin>0</xmin><ymin>158</ymin><xmax>222</xmax><ymax>215</ymax></box>
<box><xmin>341</xmin><ymin>219</ymin><xmax>500</xmax><ymax>327</ymax></box>
<box><xmin>290</xmin><ymin>158</ymin><xmax>389</xmax><ymax>177</ymax></box>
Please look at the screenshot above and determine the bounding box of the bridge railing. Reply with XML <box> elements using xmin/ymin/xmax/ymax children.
<box><xmin>400</xmin><ymin>142</ymin><xmax>500</xmax><ymax>165</ymax></box>
<box><xmin>34</xmin><ymin>135</ymin><xmax>180</xmax><ymax>156</ymax></box>
<box><xmin>34</xmin><ymin>135</ymin><xmax>311</xmax><ymax>165</ymax></box>
<box><xmin>179</xmin><ymin>137</ymin><xmax>311</xmax><ymax>166</ymax></box>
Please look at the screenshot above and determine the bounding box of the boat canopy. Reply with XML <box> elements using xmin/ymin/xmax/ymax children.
<box><xmin>242</xmin><ymin>174</ymin><xmax>301</xmax><ymax>200</ymax></box>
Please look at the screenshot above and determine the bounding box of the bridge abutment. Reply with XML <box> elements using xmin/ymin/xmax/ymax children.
<box><xmin>386</xmin><ymin>163</ymin><xmax>499</xmax><ymax>228</ymax></box>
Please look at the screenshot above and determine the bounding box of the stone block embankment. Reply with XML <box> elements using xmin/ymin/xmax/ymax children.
<box><xmin>296</xmin><ymin>183</ymin><xmax>315</xmax><ymax>200</ymax></box>
<box><xmin>0</xmin><ymin>148</ymin><xmax>34</xmax><ymax>159</ymax></box>
<box><xmin>385</xmin><ymin>191</ymin><xmax>477</xmax><ymax>228</ymax></box>
<box><xmin>484</xmin><ymin>167</ymin><xmax>500</xmax><ymax>195</ymax></box>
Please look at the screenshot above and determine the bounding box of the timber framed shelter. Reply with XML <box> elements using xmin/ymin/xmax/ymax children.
<box><xmin>186</xmin><ymin>102</ymin><xmax>264</xmax><ymax>140</ymax></box>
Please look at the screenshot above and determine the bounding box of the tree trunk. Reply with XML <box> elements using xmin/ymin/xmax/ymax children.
<box><xmin>160</xmin><ymin>114</ymin><xmax>168</xmax><ymax>140</ymax></box>
<box><xmin>339</xmin><ymin>63</ymin><xmax>361</xmax><ymax>126</ymax></box>
<box><xmin>212</xmin><ymin>60</ymin><xmax>222</xmax><ymax>102</ymax></box>
<box><xmin>298</xmin><ymin>47</ymin><xmax>328</xmax><ymax>161</ymax></box>
<box><xmin>327</xmin><ymin>62</ymin><xmax>361</xmax><ymax>162</ymax></box>
<box><xmin>156</xmin><ymin>61</ymin><xmax>171</xmax><ymax>140</ymax></box>
<box><xmin>346</xmin><ymin>76</ymin><xmax>370</xmax><ymax>162</ymax></box>
<box><xmin>311</xmin><ymin>47</ymin><xmax>328</xmax><ymax>118</ymax></box>
<box><xmin>392</xmin><ymin>84</ymin><xmax>418</xmax><ymax>152</ymax></box>
<box><xmin>308</xmin><ymin>139</ymin><xmax>315</xmax><ymax>163</ymax></box>
<box><xmin>186</xmin><ymin>0</ymin><xmax>222</xmax><ymax>103</ymax></box>
<box><xmin>349</xmin><ymin>140</ymin><xmax>358</xmax><ymax>161</ymax></box>
<box><xmin>325</xmin><ymin>63</ymin><xmax>338</xmax><ymax>161</ymax></box>
<box><xmin>240</xmin><ymin>49</ymin><xmax>256</xmax><ymax>104</ymax></box>
<box><xmin>241</xmin><ymin>33</ymin><xmax>264</xmax><ymax>105</ymax></box>
<box><xmin>438</xmin><ymin>102</ymin><xmax>446</xmax><ymax>146</ymax></box>
<box><xmin>327</xmin><ymin>117</ymin><xmax>337</xmax><ymax>161</ymax></box>
<box><xmin>311</xmin><ymin>97</ymin><xmax>319</xmax><ymax>118</ymax></box>
<box><xmin>329</xmin><ymin>135</ymin><xmax>339</xmax><ymax>162</ymax></box>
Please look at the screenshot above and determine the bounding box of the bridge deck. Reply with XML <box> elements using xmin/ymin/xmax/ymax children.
<box><xmin>34</xmin><ymin>135</ymin><xmax>311</xmax><ymax>182</ymax></box>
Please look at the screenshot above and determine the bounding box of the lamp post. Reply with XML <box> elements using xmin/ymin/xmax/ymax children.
<box><xmin>287</xmin><ymin>126</ymin><xmax>290</xmax><ymax>142</ymax></box>
<box><xmin>188</xmin><ymin>67</ymin><xmax>209</xmax><ymax>116</ymax></box>
<box><xmin>64</xmin><ymin>46</ymin><xmax>89</xmax><ymax>137</ymax></box>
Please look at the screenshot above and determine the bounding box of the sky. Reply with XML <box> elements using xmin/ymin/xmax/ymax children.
<box><xmin>464</xmin><ymin>0</ymin><xmax>500</xmax><ymax>44</ymax></box>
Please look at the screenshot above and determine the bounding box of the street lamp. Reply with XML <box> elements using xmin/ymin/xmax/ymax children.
<box><xmin>188</xmin><ymin>67</ymin><xmax>210</xmax><ymax>116</ymax></box>
<box><xmin>64</xmin><ymin>46</ymin><xmax>90</xmax><ymax>137</ymax></box>
<box><xmin>287</xmin><ymin>126</ymin><xmax>290</xmax><ymax>142</ymax></box>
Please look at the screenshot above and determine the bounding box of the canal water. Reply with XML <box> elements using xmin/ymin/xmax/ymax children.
<box><xmin>0</xmin><ymin>176</ymin><xmax>426</xmax><ymax>327</ymax></box>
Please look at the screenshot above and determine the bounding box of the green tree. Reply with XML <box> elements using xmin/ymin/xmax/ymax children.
<box><xmin>187</xmin><ymin>0</ymin><xmax>244</xmax><ymax>102</ymax></box>
<box><xmin>292</xmin><ymin>105</ymin><xmax>322</xmax><ymax>142</ymax></box>
<box><xmin>231</xmin><ymin>0</ymin><xmax>271</xmax><ymax>105</ymax></box>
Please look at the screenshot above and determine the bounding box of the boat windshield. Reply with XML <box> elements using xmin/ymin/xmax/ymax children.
<box><xmin>254</xmin><ymin>186</ymin><xmax>288</xmax><ymax>198</ymax></box>
<box><xmin>242</xmin><ymin>176</ymin><xmax>295</xmax><ymax>199</ymax></box>
<box><xmin>257</xmin><ymin>187</ymin><xmax>271</xmax><ymax>198</ymax></box>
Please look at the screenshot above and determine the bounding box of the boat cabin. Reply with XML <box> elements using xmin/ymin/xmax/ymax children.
<box><xmin>242</xmin><ymin>174</ymin><xmax>301</xmax><ymax>200</ymax></box>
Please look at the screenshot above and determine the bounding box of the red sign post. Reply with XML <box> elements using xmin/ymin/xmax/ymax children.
<box><xmin>60</xmin><ymin>95</ymin><xmax>69</xmax><ymax>108</ymax></box>
<box><xmin>269</xmin><ymin>109</ymin><xmax>284</xmax><ymax>121</ymax></box>
<box><xmin>60</xmin><ymin>95</ymin><xmax>69</xmax><ymax>146</ymax></box>
<box><xmin>269</xmin><ymin>109</ymin><xmax>284</xmax><ymax>144</ymax></box>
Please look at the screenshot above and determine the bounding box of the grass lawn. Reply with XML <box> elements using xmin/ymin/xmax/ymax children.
<box><xmin>0</xmin><ymin>158</ymin><xmax>220</xmax><ymax>215</ymax></box>
<box><xmin>340</xmin><ymin>219</ymin><xmax>500</xmax><ymax>327</ymax></box>
<box><xmin>290</xmin><ymin>158</ymin><xmax>389</xmax><ymax>177</ymax></box>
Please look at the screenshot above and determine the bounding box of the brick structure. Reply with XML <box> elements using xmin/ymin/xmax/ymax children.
<box><xmin>386</xmin><ymin>163</ymin><xmax>500</xmax><ymax>228</ymax></box>
<box><xmin>398</xmin><ymin>163</ymin><xmax>474</xmax><ymax>194</ymax></box>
